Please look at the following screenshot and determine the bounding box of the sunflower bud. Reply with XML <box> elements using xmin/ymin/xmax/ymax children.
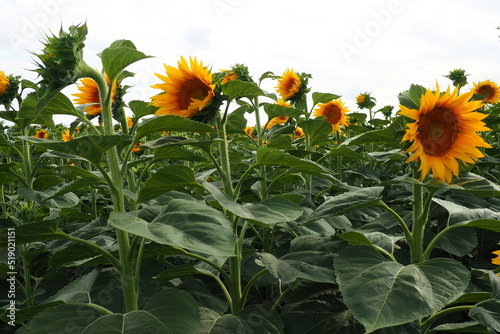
<box><xmin>444</xmin><ymin>68</ymin><xmax>468</xmax><ymax>88</ymax></box>
<box><xmin>0</xmin><ymin>71</ymin><xmax>20</xmax><ymax>106</ymax></box>
<box><xmin>32</xmin><ymin>24</ymin><xmax>94</xmax><ymax>113</ymax></box>
<box><xmin>356</xmin><ymin>92</ymin><xmax>376</xmax><ymax>110</ymax></box>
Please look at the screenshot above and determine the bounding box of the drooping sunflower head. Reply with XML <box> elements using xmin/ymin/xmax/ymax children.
<box><xmin>294</xmin><ymin>127</ymin><xmax>304</xmax><ymax>139</ymax></box>
<box><xmin>61</xmin><ymin>128</ymin><xmax>74</xmax><ymax>142</ymax></box>
<box><xmin>244</xmin><ymin>126</ymin><xmax>257</xmax><ymax>139</ymax></box>
<box><xmin>471</xmin><ymin>80</ymin><xmax>500</xmax><ymax>104</ymax></box>
<box><xmin>356</xmin><ymin>92</ymin><xmax>376</xmax><ymax>109</ymax></box>
<box><xmin>34</xmin><ymin>130</ymin><xmax>49</xmax><ymax>139</ymax></box>
<box><xmin>0</xmin><ymin>71</ymin><xmax>20</xmax><ymax>106</ymax></box>
<box><xmin>313</xmin><ymin>99</ymin><xmax>350</xmax><ymax>133</ymax></box>
<box><xmin>126</xmin><ymin>116</ymin><xmax>134</xmax><ymax>128</ymax></box>
<box><xmin>72</xmin><ymin>74</ymin><xmax>116</xmax><ymax>116</ymax></box>
<box><xmin>275</xmin><ymin>69</ymin><xmax>310</xmax><ymax>103</ymax></box>
<box><xmin>399</xmin><ymin>83</ymin><xmax>492</xmax><ymax>183</ymax></box>
<box><xmin>151</xmin><ymin>56</ymin><xmax>216</xmax><ymax>120</ymax></box>
<box><xmin>218</xmin><ymin>63</ymin><xmax>252</xmax><ymax>85</ymax></box>
<box><xmin>33</xmin><ymin>24</ymin><xmax>88</xmax><ymax>92</ymax></box>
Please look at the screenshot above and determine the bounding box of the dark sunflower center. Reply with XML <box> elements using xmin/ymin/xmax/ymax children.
<box><xmin>478</xmin><ymin>85</ymin><xmax>494</xmax><ymax>99</ymax></box>
<box><xmin>416</xmin><ymin>107</ymin><xmax>458</xmax><ymax>157</ymax></box>
<box><xmin>179</xmin><ymin>79</ymin><xmax>209</xmax><ymax>109</ymax></box>
<box><xmin>325</xmin><ymin>105</ymin><xmax>341</xmax><ymax>124</ymax></box>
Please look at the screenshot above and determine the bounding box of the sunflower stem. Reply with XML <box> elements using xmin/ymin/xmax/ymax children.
<box><xmin>88</xmin><ymin>67</ymin><xmax>138</xmax><ymax>312</ymax></box>
<box><xmin>410</xmin><ymin>170</ymin><xmax>425</xmax><ymax>263</ymax></box>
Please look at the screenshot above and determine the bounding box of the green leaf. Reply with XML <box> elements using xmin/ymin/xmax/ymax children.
<box><xmin>134</xmin><ymin>115</ymin><xmax>214</xmax><ymax>143</ymax></box>
<box><xmin>256</xmin><ymin>147</ymin><xmax>334</xmax><ymax>181</ymax></box>
<box><xmin>204</xmin><ymin>182</ymin><xmax>302</xmax><ymax>227</ymax></box>
<box><xmin>142</xmin><ymin>288</ymin><xmax>200</xmax><ymax>333</ymax></box>
<box><xmin>18</xmin><ymin>187</ymin><xmax>80</xmax><ymax>208</ymax></box>
<box><xmin>339</xmin><ymin>231</ymin><xmax>400</xmax><ymax>255</ymax></box>
<box><xmin>469</xmin><ymin>300</ymin><xmax>500</xmax><ymax>332</ymax></box>
<box><xmin>281</xmin><ymin>282</ymin><xmax>364</xmax><ymax>334</ymax></box>
<box><xmin>210</xmin><ymin>305</ymin><xmax>284</xmax><ymax>334</ymax></box>
<box><xmin>101</xmin><ymin>40</ymin><xmax>152</xmax><ymax>81</ymax></box>
<box><xmin>398</xmin><ymin>84</ymin><xmax>427</xmax><ymax>110</ymax></box>
<box><xmin>141</xmin><ymin>136</ymin><xmax>222</xmax><ymax>151</ymax></box>
<box><xmin>128</xmin><ymin>100</ymin><xmax>158</xmax><ymax>119</ymax></box>
<box><xmin>109</xmin><ymin>200</ymin><xmax>235</xmax><ymax>257</ymax></box>
<box><xmin>312</xmin><ymin>92</ymin><xmax>342</xmax><ymax>106</ymax></box>
<box><xmin>298</xmin><ymin>118</ymin><xmax>333</xmax><ymax>146</ymax></box>
<box><xmin>340</xmin><ymin>126</ymin><xmax>396</xmax><ymax>147</ymax></box>
<box><xmin>226</xmin><ymin>105</ymin><xmax>249</xmax><ymax>133</ymax></box>
<box><xmin>40</xmin><ymin>91</ymin><xmax>81</xmax><ymax>117</ymax></box>
<box><xmin>434</xmin><ymin>227</ymin><xmax>477</xmax><ymax>257</ymax></box>
<box><xmin>327</xmin><ymin>145</ymin><xmax>365</xmax><ymax>161</ymax></box>
<box><xmin>436</xmin><ymin>173</ymin><xmax>500</xmax><ymax>197</ymax></box>
<box><xmin>29</xmin><ymin>304</ymin><xmax>107</xmax><ymax>334</ymax></box>
<box><xmin>264</xmin><ymin>103</ymin><xmax>307</xmax><ymax>120</ymax></box>
<box><xmin>153</xmin><ymin>146</ymin><xmax>206</xmax><ymax>162</ymax></box>
<box><xmin>430</xmin><ymin>321</ymin><xmax>490</xmax><ymax>333</ymax></box>
<box><xmin>221</xmin><ymin>80</ymin><xmax>266</xmax><ymax>99</ymax></box>
<box><xmin>19</xmin><ymin>135</ymin><xmax>132</xmax><ymax>165</ymax></box>
<box><xmin>305</xmin><ymin>187</ymin><xmax>384</xmax><ymax>223</ymax></box>
<box><xmin>81</xmin><ymin>311</ymin><xmax>169</xmax><ymax>333</ymax></box>
<box><xmin>155</xmin><ymin>265</ymin><xmax>216</xmax><ymax>283</ymax></box>
<box><xmin>335</xmin><ymin>246</ymin><xmax>470</xmax><ymax>333</ymax></box>
<box><xmin>0</xmin><ymin>221</ymin><xmax>69</xmax><ymax>248</ymax></box>
<box><xmin>45</xmin><ymin>268</ymin><xmax>101</xmax><ymax>304</ymax></box>
<box><xmin>138</xmin><ymin>165</ymin><xmax>203</xmax><ymax>202</ymax></box>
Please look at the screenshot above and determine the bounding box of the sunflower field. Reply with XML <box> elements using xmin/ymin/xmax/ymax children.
<box><xmin>1</xmin><ymin>23</ymin><xmax>500</xmax><ymax>334</ymax></box>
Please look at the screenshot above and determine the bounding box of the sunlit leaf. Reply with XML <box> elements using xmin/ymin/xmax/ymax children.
<box><xmin>101</xmin><ymin>40</ymin><xmax>152</xmax><ymax>81</ymax></box>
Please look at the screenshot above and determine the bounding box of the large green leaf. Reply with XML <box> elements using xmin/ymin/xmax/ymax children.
<box><xmin>340</xmin><ymin>126</ymin><xmax>396</xmax><ymax>147</ymax></box>
<box><xmin>334</xmin><ymin>245</ymin><xmax>470</xmax><ymax>333</ymax></box>
<box><xmin>263</xmin><ymin>103</ymin><xmax>307</xmax><ymax>120</ymax></box>
<box><xmin>138</xmin><ymin>165</ymin><xmax>203</xmax><ymax>202</ymax></box>
<box><xmin>281</xmin><ymin>283</ymin><xmax>364</xmax><ymax>334</ymax></box>
<box><xmin>29</xmin><ymin>304</ymin><xmax>107</xmax><ymax>334</ymax></box>
<box><xmin>312</xmin><ymin>92</ymin><xmax>342</xmax><ymax>106</ymax></box>
<box><xmin>153</xmin><ymin>146</ymin><xmax>206</xmax><ymax>162</ymax></box>
<box><xmin>469</xmin><ymin>300</ymin><xmax>500</xmax><ymax>332</ymax></box>
<box><xmin>19</xmin><ymin>135</ymin><xmax>132</xmax><ymax>165</ymax></box>
<box><xmin>101</xmin><ymin>40</ymin><xmax>152</xmax><ymax>81</ymax></box>
<box><xmin>18</xmin><ymin>187</ymin><xmax>80</xmax><ymax>208</ymax></box>
<box><xmin>398</xmin><ymin>84</ymin><xmax>427</xmax><ymax>110</ymax></box>
<box><xmin>298</xmin><ymin>118</ymin><xmax>333</xmax><ymax>146</ymax></box>
<box><xmin>134</xmin><ymin>115</ymin><xmax>214</xmax><ymax>143</ymax></box>
<box><xmin>304</xmin><ymin>187</ymin><xmax>384</xmax><ymax>223</ymax></box>
<box><xmin>45</xmin><ymin>268</ymin><xmax>101</xmax><ymax>304</ymax></box>
<box><xmin>40</xmin><ymin>91</ymin><xmax>81</xmax><ymax>117</ymax></box>
<box><xmin>81</xmin><ymin>311</ymin><xmax>169</xmax><ymax>333</ymax></box>
<box><xmin>221</xmin><ymin>80</ymin><xmax>266</xmax><ymax>100</ymax></box>
<box><xmin>128</xmin><ymin>100</ymin><xmax>158</xmax><ymax>119</ymax></box>
<box><xmin>0</xmin><ymin>221</ymin><xmax>69</xmax><ymax>248</ymax></box>
<box><xmin>109</xmin><ymin>199</ymin><xmax>235</xmax><ymax>257</ymax></box>
<box><xmin>142</xmin><ymin>288</ymin><xmax>200</xmax><ymax>333</ymax></box>
<box><xmin>255</xmin><ymin>147</ymin><xmax>334</xmax><ymax>181</ymax></box>
<box><xmin>204</xmin><ymin>182</ymin><xmax>302</xmax><ymax>227</ymax></box>
<box><xmin>210</xmin><ymin>305</ymin><xmax>283</xmax><ymax>334</ymax></box>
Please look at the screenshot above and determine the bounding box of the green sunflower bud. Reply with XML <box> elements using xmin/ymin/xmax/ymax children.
<box><xmin>444</xmin><ymin>68</ymin><xmax>469</xmax><ymax>88</ymax></box>
<box><xmin>0</xmin><ymin>71</ymin><xmax>20</xmax><ymax>106</ymax></box>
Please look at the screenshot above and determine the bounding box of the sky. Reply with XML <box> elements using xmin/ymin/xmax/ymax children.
<box><xmin>1</xmin><ymin>0</ymin><xmax>499</xmax><ymax>125</ymax></box>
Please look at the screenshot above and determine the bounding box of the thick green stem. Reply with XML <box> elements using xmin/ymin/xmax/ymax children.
<box><xmin>378</xmin><ymin>201</ymin><xmax>412</xmax><ymax>244</ymax></box>
<box><xmin>21</xmin><ymin>127</ymin><xmax>33</xmax><ymax>189</ymax></box>
<box><xmin>88</xmin><ymin>68</ymin><xmax>137</xmax><ymax>311</ymax></box>
<box><xmin>216</xmin><ymin>111</ymin><xmax>234</xmax><ymax>198</ymax></box>
<box><xmin>410</xmin><ymin>175</ymin><xmax>425</xmax><ymax>263</ymax></box>
<box><xmin>229</xmin><ymin>220</ymin><xmax>249</xmax><ymax>313</ymax></box>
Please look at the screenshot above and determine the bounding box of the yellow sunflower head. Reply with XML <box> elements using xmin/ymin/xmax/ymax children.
<box><xmin>244</xmin><ymin>126</ymin><xmax>257</xmax><ymax>139</ymax></box>
<box><xmin>150</xmin><ymin>56</ymin><xmax>215</xmax><ymax>119</ymax></box>
<box><xmin>61</xmin><ymin>128</ymin><xmax>74</xmax><ymax>142</ymax></box>
<box><xmin>266</xmin><ymin>116</ymin><xmax>290</xmax><ymax>131</ymax></box>
<box><xmin>34</xmin><ymin>130</ymin><xmax>49</xmax><ymax>139</ymax></box>
<box><xmin>126</xmin><ymin>116</ymin><xmax>134</xmax><ymax>128</ymax></box>
<box><xmin>492</xmin><ymin>250</ymin><xmax>500</xmax><ymax>266</ymax></box>
<box><xmin>471</xmin><ymin>80</ymin><xmax>500</xmax><ymax>104</ymax></box>
<box><xmin>131</xmin><ymin>142</ymin><xmax>142</xmax><ymax>154</ymax></box>
<box><xmin>72</xmin><ymin>74</ymin><xmax>116</xmax><ymax>116</ymax></box>
<box><xmin>0</xmin><ymin>71</ymin><xmax>20</xmax><ymax>105</ymax></box>
<box><xmin>275</xmin><ymin>69</ymin><xmax>310</xmax><ymax>103</ymax></box>
<box><xmin>313</xmin><ymin>99</ymin><xmax>350</xmax><ymax>133</ymax></box>
<box><xmin>294</xmin><ymin>127</ymin><xmax>304</xmax><ymax>139</ymax></box>
<box><xmin>399</xmin><ymin>83</ymin><xmax>492</xmax><ymax>183</ymax></box>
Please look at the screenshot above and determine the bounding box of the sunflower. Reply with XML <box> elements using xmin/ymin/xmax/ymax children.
<box><xmin>471</xmin><ymin>80</ymin><xmax>500</xmax><ymax>104</ymax></box>
<box><xmin>72</xmin><ymin>75</ymin><xmax>116</xmax><ymax>116</ymax></box>
<box><xmin>294</xmin><ymin>127</ymin><xmax>304</xmax><ymax>139</ymax></box>
<box><xmin>34</xmin><ymin>130</ymin><xmax>49</xmax><ymax>139</ymax></box>
<box><xmin>313</xmin><ymin>100</ymin><xmax>350</xmax><ymax>133</ymax></box>
<box><xmin>266</xmin><ymin>116</ymin><xmax>290</xmax><ymax>130</ymax></box>
<box><xmin>131</xmin><ymin>142</ymin><xmax>142</xmax><ymax>154</ymax></box>
<box><xmin>62</xmin><ymin>129</ymin><xmax>74</xmax><ymax>142</ymax></box>
<box><xmin>126</xmin><ymin>116</ymin><xmax>134</xmax><ymax>128</ymax></box>
<box><xmin>221</xmin><ymin>70</ymin><xmax>238</xmax><ymax>84</ymax></box>
<box><xmin>244</xmin><ymin>126</ymin><xmax>257</xmax><ymax>139</ymax></box>
<box><xmin>0</xmin><ymin>71</ymin><xmax>9</xmax><ymax>95</ymax></box>
<box><xmin>356</xmin><ymin>92</ymin><xmax>376</xmax><ymax>109</ymax></box>
<box><xmin>400</xmin><ymin>83</ymin><xmax>491</xmax><ymax>183</ymax></box>
<box><xmin>492</xmin><ymin>250</ymin><xmax>500</xmax><ymax>266</ymax></box>
<box><xmin>275</xmin><ymin>69</ymin><xmax>302</xmax><ymax>101</ymax></box>
<box><xmin>151</xmin><ymin>56</ymin><xmax>215</xmax><ymax>118</ymax></box>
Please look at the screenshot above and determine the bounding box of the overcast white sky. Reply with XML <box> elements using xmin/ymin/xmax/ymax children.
<box><xmin>2</xmin><ymin>0</ymin><xmax>499</xmax><ymax>124</ymax></box>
